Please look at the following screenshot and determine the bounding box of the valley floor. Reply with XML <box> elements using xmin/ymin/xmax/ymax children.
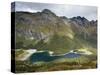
<box><xmin>15</xmin><ymin>60</ymin><xmax>97</xmax><ymax>73</ymax></box>
<box><xmin>13</xmin><ymin>49</ymin><xmax>97</xmax><ymax>73</ymax></box>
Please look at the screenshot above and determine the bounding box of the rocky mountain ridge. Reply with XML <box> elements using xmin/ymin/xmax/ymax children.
<box><xmin>13</xmin><ymin>9</ymin><xmax>97</xmax><ymax>54</ymax></box>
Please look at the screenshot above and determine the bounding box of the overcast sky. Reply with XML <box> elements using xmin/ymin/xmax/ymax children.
<box><xmin>14</xmin><ymin>2</ymin><xmax>97</xmax><ymax>21</ymax></box>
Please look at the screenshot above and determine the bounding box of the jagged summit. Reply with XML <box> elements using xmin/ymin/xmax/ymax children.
<box><xmin>41</xmin><ymin>9</ymin><xmax>56</xmax><ymax>16</ymax></box>
<box><xmin>42</xmin><ymin>9</ymin><xmax>52</xmax><ymax>13</ymax></box>
<box><xmin>71</xmin><ymin>16</ymin><xmax>88</xmax><ymax>21</ymax></box>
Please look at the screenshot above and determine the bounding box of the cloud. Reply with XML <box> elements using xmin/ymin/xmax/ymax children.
<box><xmin>15</xmin><ymin>2</ymin><xmax>97</xmax><ymax>21</ymax></box>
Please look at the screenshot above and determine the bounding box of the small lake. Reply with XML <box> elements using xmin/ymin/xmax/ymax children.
<box><xmin>29</xmin><ymin>51</ymin><xmax>82</xmax><ymax>63</ymax></box>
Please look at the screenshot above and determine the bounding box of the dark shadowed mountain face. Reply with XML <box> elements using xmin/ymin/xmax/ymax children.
<box><xmin>13</xmin><ymin>9</ymin><xmax>97</xmax><ymax>54</ymax></box>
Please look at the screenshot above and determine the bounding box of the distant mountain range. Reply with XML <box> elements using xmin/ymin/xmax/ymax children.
<box><xmin>12</xmin><ymin>9</ymin><xmax>97</xmax><ymax>54</ymax></box>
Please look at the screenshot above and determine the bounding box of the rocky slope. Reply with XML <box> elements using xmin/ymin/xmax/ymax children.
<box><xmin>12</xmin><ymin>9</ymin><xmax>97</xmax><ymax>54</ymax></box>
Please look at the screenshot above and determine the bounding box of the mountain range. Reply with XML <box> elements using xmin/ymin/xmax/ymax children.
<box><xmin>12</xmin><ymin>9</ymin><xmax>97</xmax><ymax>54</ymax></box>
